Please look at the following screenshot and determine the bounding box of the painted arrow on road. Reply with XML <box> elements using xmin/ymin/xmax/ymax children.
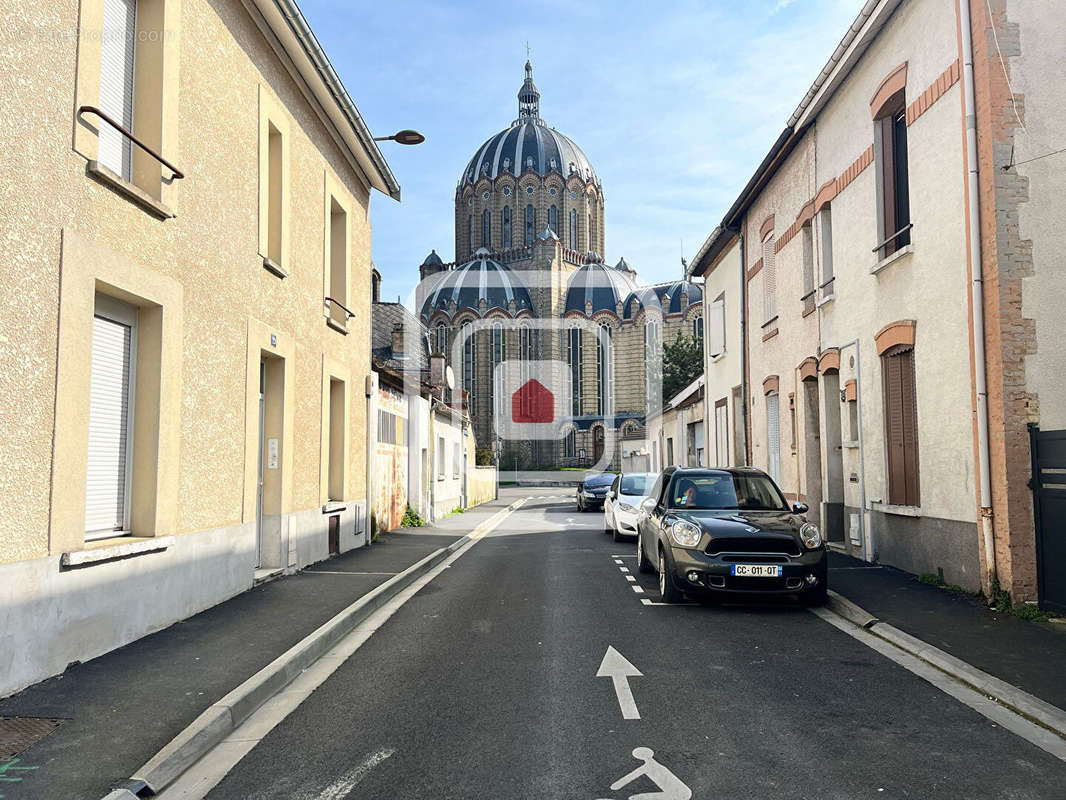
<box><xmin>597</xmin><ymin>646</ymin><xmax>642</xmax><ymax>720</ymax></box>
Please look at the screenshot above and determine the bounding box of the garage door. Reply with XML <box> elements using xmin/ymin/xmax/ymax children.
<box><xmin>85</xmin><ymin>300</ymin><xmax>136</xmax><ymax>538</ymax></box>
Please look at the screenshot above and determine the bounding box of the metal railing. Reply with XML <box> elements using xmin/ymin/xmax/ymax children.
<box><xmin>324</xmin><ymin>296</ymin><xmax>356</xmax><ymax>320</ymax></box>
<box><xmin>78</xmin><ymin>105</ymin><xmax>184</xmax><ymax>180</ymax></box>
<box><xmin>872</xmin><ymin>223</ymin><xmax>913</xmax><ymax>254</ymax></box>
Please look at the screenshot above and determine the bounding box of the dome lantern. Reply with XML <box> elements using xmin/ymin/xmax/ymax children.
<box><xmin>517</xmin><ymin>60</ymin><xmax>541</xmax><ymax>122</ymax></box>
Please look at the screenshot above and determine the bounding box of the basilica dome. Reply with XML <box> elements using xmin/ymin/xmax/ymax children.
<box><xmin>419</xmin><ymin>249</ymin><xmax>533</xmax><ymax>319</ymax></box>
<box><xmin>564</xmin><ymin>259</ymin><xmax>636</xmax><ymax>316</ymax></box>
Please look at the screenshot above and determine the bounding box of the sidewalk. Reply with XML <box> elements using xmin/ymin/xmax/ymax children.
<box><xmin>828</xmin><ymin>551</ymin><xmax>1066</xmax><ymax>712</ymax></box>
<box><xmin>0</xmin><ymin>496</ymin><xmax>514</xmax><ymax>800</ymax></box>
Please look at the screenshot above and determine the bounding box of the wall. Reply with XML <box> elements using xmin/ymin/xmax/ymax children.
<box><xmin>373</xmin><ymin>385</ymin><xmax>408</xmax><ymax>532</ymax></box>
<box><xmin>701</xmin><ymin>238</ymin><xmax>744</xmax><ymax>467</ymax></box>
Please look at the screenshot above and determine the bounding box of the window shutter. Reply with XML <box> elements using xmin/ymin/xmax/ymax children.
<box><xmin>766</xmin><ymin>392</ymin><xmax>781</xmax><ymax>484</ymax></box>
<box><xmin>763</xmin><ymin>236</ymin><xmax>777</xmax><ymax>322</ymax></box>
<box><xmin>85</xmin><ymin>314</ymin><xmax>133</xmax><ymax>535</ymax></box>
<box><xmin>99</xmin><ymin>0</ymin><xmax>137</xmax><ymax>179</ymax></box>
<box><xmin>883</xmin><ymin>350</ymin><xmax>907</xmax><ymax>505</ymax></box>
<box><xmin>899</xmin><ymin>349</ymin><xmax>920</xmax><ymax>506</ymax></box>
<box><xmin>708</xmin><ymin>299</ymin><xmax>725</xmax><ymax>357</ymax></box>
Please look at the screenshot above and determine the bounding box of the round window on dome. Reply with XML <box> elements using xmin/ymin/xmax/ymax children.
<box><xmin>570</xmin><ymin>191</ymin><xmax>577</xmax><ymax>199</ymax></box>
<box><xmin>482</xmin><ymin>192</ymin><xmax>489</xmax><ymax>199</ymax></box>
<box><xmin>503</xmin><ymin>187</ymin><xmax>511</xmax><ymax>196</ymax></box>
<box><xmin>549</xmin><ymin>187</ymin><xmax>557</xmax><ymax>196</ymax></box>
<box><xmin>526</xmin><ymin>186</ymin><xmax>534</xmax><ymax>195</ymax></box>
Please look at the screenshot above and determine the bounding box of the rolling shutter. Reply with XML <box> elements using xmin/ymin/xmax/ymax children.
<box><xmin>85</xmin><ymin>312</ymin><xmax>135</xmax><ymax>536</ymax></box>
<box><xmin>766</xmin><ymin>392</ymin><xmax>781</xmax><ymax>484</ymax></box>
<box><xmin>763</xmin><ymin>235</ymin><xmax>777</xmax><ymax>322</ymax></box>
<box><xmin>99</xmin><ymin>0</ymin><xmax>137</xmax><ymax>178</ymax></box>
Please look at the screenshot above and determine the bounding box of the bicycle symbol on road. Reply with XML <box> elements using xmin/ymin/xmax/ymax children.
<box><xmin>597</xmin><ymin>746</ymin><xmax>692</xmax><ymax>800</ymax></box>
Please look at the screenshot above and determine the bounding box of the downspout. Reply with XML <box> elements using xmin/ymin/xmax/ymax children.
<box><xmin>959</xmin><ymin>0</ymin><xmax>997</xmax><ymax>592</ymax></box>
<box><xmin>739</xmin><ymin>231</ymin><xmax>750</xmax><ymax>465</ymax></box>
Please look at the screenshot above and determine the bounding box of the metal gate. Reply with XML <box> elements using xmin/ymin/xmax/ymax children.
<box><xmin>1030</xmin><ymin>424</ymin><xmax>1066</xmax><ymax>614</ymax></box>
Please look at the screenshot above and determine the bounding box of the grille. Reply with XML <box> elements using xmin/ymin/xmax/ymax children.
<box><xmin>0</xmin><ymin>717</ymin><xmax>64</xmax><ymax>760</ymax></box>
<box><xmin>707</xmin><ymin>537</ymin><xmax>800</xmax><ymax>557</ymax></box>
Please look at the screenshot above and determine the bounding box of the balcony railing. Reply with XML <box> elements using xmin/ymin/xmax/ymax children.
<box><xmin>78</xmin><ymin>105</ymin><xmax>184</xmax><ymax>181</ymax></box>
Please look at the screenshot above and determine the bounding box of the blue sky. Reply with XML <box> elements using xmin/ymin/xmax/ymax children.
<box><xmin>297</xmin><ymin>0</ymin><xmax>864</xmax><ymax>306</ymax></box>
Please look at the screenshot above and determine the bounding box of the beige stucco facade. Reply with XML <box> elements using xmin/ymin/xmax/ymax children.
<box><xmin>0</xmin><ymin>0</ymin><xmax>396</xmax><ymax>695</ymax></box>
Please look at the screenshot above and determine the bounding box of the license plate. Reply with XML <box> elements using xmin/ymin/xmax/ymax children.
<box><xmin>730</xmin><ymin>564</ymin><xmax>782</xmax><ymax>577</ymax></box>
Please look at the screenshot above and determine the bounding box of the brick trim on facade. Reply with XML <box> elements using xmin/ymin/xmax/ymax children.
<box><xmin>818</xmin><ymin>348</ymin><xmax>840</xmax><ymax>374</ymax></box>
<box><xmin>747</xmin><ymin>257</ymin><xmax>763</xmax><ymax>280</ymax></box>
<box><xmin>906</xmin><ymin>60</ymin><xmax>961</xmax><ymax>125</ymax></box>
<box><xmin>759</xmin><ymin>214</ymin><xmax>775</xmax><ymax>240</ymax></box>
<box><xmin>870</xmin><ymin>62</ymin><xmax>908</xmax><ymax>118</ymax></box>
<box><xmin>844</xmin><ymin>379</ymin><xmax>857</xmax><ymax>402</ymax></box>
<box><xmin>798</xmin><ymin>357</ymin><xmax>818</xmax><ymax>381</ymax></box>
<box><xmin>762</xmin><ymin>374</ymin><xmax>780</xmax><ymax>395</ymax></box>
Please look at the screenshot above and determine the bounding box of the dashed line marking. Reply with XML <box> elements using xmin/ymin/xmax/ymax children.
<box><xmin>625</xmin><ymin>576</ymin><xmax>636</xmax><ymax>583</ymax></box>
<box><xmin>619</xmin><ymin>567</ymin><xmax>630</xmax><ymax>573</ymax></box>
<box><xmin>632</xmin><ymin>585</ymin><xmax>644</xmax><ymax>594</ymax></box>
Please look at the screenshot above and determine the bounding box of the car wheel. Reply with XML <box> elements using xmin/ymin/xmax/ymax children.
<box><xmin>803</xmin><ymin>582</ymin><xmax>828</xmax><ymax>607</ymax></box>
<box><xmin>612</xmin><ymin>524</ymin><xmax>625</xmax><ymax>543</ymax></box>
<box><xmin>636</xmin><ymin>534</ymin><xmax>654</xmax><ymax>574</ymax></box>
<box><xmin>658</xmin><ymin>547</ymin><xmax>683</xmax><ymax>604</ymax></box>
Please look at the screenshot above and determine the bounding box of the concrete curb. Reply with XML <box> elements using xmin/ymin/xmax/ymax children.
<box><xmin>111</xmin><ymin>498</ymin><xmax>524</xmax><ymax>798</ymax></box>
<box><xmin>822</xmin><ymin>590</ymin><xmax>1066</xmax><ymax>739</ymax></box>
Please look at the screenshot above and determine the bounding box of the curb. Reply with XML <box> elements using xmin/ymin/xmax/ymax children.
<box><xmin>822</xmin><ymin>590</ymin><xmax>1066</xmax><ymax>739</ymax></box>
<box><xmin>112</xmin><ymin>498</ymin><xmax>524</xmax><ymax>797</ymax></box>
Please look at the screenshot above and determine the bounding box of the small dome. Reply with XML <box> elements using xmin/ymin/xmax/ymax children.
<box><xmin>422</xmin><ymin>249</ymin><xmax>443</xmax><ymax>266</ymax></box>
<box><xmin>420</xmin><ymin>253</ymin><xmax>533</xmax><ymax>319</ymax></box>
<box><xmin>564</xmin><ymin>261</ymin><xmax>636</xmax><ymax>316</ymax></box>
<box><xmin>622</xmin><ymin>285</ymin><xmax>670</xmax><ymax>320</ymax></box>
<box><xmin>662</xmin><ymin>278</ymin><xmax>703</xmax><ymax>313</ymax></box>
<box><xmin>614</xmin><ymin>257</ymin><xmax>632</xmax><ymax>272</ymax></box>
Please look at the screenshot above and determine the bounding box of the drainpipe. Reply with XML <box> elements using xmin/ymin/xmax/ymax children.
<box><xmin>739</xmin><ymin>231</ymin><xmax>750</xmax><ymax>465</ymax></box>
<box><xmin>959</xmin><ymin>0</ymin><xmax>997</xmax><ymax>592</ymax></box>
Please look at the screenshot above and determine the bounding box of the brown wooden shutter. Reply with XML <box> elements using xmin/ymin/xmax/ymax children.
<box><xmin>882</xmin><ymin>347</ymin><xmax>920</xmax><ymax>506</ymax></box>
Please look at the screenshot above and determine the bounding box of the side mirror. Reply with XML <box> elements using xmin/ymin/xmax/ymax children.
<box><xmin>640</xmin><ymin>498</ymin><xmax>657</xmax><ymax>514</ymax></box>
<box><xmin>792</xmin><ymin>502</ymin><xmax>809</xmax><ymax>515</ymax></box>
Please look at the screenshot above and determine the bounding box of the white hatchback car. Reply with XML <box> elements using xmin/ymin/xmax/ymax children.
<box><xmin>603</xmin><ymin>472</ymin><xmax>656</xmax><ymax>542</ymax></box>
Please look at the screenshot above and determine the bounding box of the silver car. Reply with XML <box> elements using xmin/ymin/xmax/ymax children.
<box><xmin>603</xmin><ymin>472</ymin><xmax>655</xmax><ymax>542</ymax></box>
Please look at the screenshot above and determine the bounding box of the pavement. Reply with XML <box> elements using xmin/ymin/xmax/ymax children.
<box><xmin>827</xmin><ymin>550</ymin><xmax>1066</xmax><ymax>712</ymax></box>
<box><xmin>200</xmin><ymin>494</ymin><xmax>1066</xmax><ymax>800</ymax></box>
<box><xmin>0</xmin><ymin>494</ymin><xmax>517</xmax><ymax>800</ymax></box>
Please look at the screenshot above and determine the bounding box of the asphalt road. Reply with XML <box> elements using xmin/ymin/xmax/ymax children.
<box><xmin>205</xmin><ymin>492</ymin><xmax>1066</xmax><ymax>799</ymax></box>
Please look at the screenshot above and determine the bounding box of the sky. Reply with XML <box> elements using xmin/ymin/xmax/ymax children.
<box><xmin>296</xmin><ymin>0</ymin><xmax>865</xmax><ymax>308</ymax></box>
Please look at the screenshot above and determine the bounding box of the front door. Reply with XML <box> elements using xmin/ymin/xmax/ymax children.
<box><xmin>1031</xmin><ymin>425</ymin><xmax>1066</xmax><ymax>613</ymax></box>
<box><xmin>594</xmin><ymin>427</ymin><xmax>605</xmax><ymax>463</ymax></box>
<box><xmin>256</xmin><ymin>359</ymin><xmax>265</xmax><ymax>568</ymax></box>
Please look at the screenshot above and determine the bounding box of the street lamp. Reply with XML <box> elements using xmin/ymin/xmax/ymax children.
<box><xmin>373</xmin><ymin>129</ymin><xmax>425</xmax><ymax>145</ymax></box>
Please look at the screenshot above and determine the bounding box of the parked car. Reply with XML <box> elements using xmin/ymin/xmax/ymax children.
<box><xmin>635</xmin><ymin>466</ymin><xmax>827</xmax><ymax>605</ymax></box>
<box><xmin>576</xmin><ymin>473</ymin><xmax>615</xmax><ymax>512</ymax></box>
<box><xmin>604</xmin><ymin>472</ymin><xmax>655</xmax><ymax>542</ymax></box>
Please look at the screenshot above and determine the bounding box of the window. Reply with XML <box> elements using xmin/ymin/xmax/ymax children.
<box><xmin>549</xmin><ymin>204</ymin><xmax>558</xmax><ymax>233</ymax></box>
<box><xmin>882</xmin><ymin>346</ymin><xmax>920</xmax><ymax>506</ymax></box>
<box><xmin>766</xmin><ymin>391</ymin><xmax>781</xmax><ymax>484</ymax></box>
<box><xmin>693</xmin><ymin>316</ymin><xmax>704</xmax><ymax>344</ymax></box>
<box><xmin>875</xmin><ymin>94</ymin><xmax>911</xmax><ymax>258</ymax></box>
<box><xmin>801</xmin><ymin>223</ymin><xmax>815</xmax><ymax>315</ymax></box>
<box><xmin>328</xmin><ymin>379</ymin><xmax>345</xmax><ymax>501</ymax></box>
<box><xmin>568</xmin><ymin>327</ymin><xmax>583</xmax><ymax>415</ymax></box>
<box><xmin>98</xmin><ymin>0</ymin><xmax>138</xmax><ymax>179</ymax></box>
<box><xmin>263</xmin><ymin>121</ymin><xmax>286</xmax><ymax>268</ymax></box>
<box><xmin>502</xmin><ymin>206</ymin><xmax>512</xmax><ymax>248</ymax></box>
<box><xmin>848</xmin><ymin>396</ymin><xmax>859</xmax><ymax>442</ymax></box>
<box><xmin>596</xmin><ymin>325</ymin><xmax>609</xmax><ymax>417</ymax></box>
<box><xmin>453</xmin><ymin>442</ymin><xmax>461</xmax><ymax>478</ymax></box>
<box><xmin>462</xmin><ymin>321</ymin><xmax>474</xmax><ymax>401</ymax></box>
<box><xmin>666</xmin><ymin>437</ymin><xmax>674</xmax><ymax>467</ymax></box>
<box><xmin>437</xmin><ymin>436</ymin><xmax>445</xmax><ymax>480</ymax></box>
<box><xmin>327</xmin><ymin>194</ymin><xmax>348</xmax><ymax>328</ymax></box>
<box><xmin>588</xmin><ymin>213</ymin><xmax>594</xmax><ymax>251</ymax></box>
<box><xmin>85</xmin><ymin>294</ymin><xmax>138</xmax><ymax>539</ymax></box>
<box><xmin>525</xmin><ymin>204</ymin><xmax>535</xmax><ymax>246</ymax></box>
<box><xmin>714</xmin><ymin>398</ymin><xmax>728</xmax><ymax>467</ymax></box>
<box><xmin>762</xmin><ymin>231</ymin><xmax>777</xmax><ymax>323</ymax></box>
<box><xmin>436</xmin><ymin>325</ymin><xmax>447</xmax><ymax>355</ymax></box>
<box><xmin>481</xmin><ymin>209</ymin><xmax>491</xmax><ymax>248</ymax></box>
<box><xmin>377</xmin><ymin>410</ymin><xmax>398</xmax><ymax>444</ymax></box>
<box><xmin>565</xmin><ymin>429</ymin><xmax>576</xmax><ymax>458</ymax></box>
<box><xmin>491</xmin><ymin>322</ymin><xmax>504</xmax><ymax>417</ymax></box>
<box><xmin>788</xmin><ymin>393</ymin><xmax>797</xmax><ymax>452</ymax></box>
<box><xmin>707</xmin><ymin>297</ymin><xmax>725</xmax><ymax>358</ymax></box>
<box><xmin>467</xmin><ymin>215</ymin><xmax>473</xmax><ymax>253</ymax></box>
<box><xmin>569</xmin><ymin>209</ymin><xmax>578</xmax><ymax>249</ymax></box>
<box><xmin>818</xmin><ymin>206</ymin><xmax>834</xmax><ymax>298</ymax></box>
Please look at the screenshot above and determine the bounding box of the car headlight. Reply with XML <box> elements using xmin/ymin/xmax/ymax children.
<box><xmin>618</xmin><ymin>502</ymin><xmax>636</xmax><ymax>512</ymax></box>
<box><xmin>800</xmin><ymin>522</ymin><xmax>822</xmax><ymax>550</ymax></box>
<box><xmin>669</xmin><ymin>520</ymin><xmax>702</xmax><ymax>548</ymax></box>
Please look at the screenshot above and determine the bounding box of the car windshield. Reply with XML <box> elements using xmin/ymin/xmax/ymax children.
<box><xmin>619</xmin><ymin>475</ymin><xmax>649</xmax><ymax>495</ymax></box>
<box><xmin>667</xmin><ymin>473</ymin><xmax>788</xmax><ymax>511</ymax></box>
<box><xmin>584</xmin><ymin>474</ymin><xmax>615</xmax><ymax>488</ymax></box>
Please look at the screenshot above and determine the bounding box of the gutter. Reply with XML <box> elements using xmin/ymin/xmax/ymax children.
<box><xmin>268</xmin><ymin>0</ymin><xmax>402</xmax><ymax>200</ymax></box>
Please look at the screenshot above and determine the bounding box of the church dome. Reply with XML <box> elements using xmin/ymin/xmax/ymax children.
<box><xmin>622</xmin><ymin>285</ymin><xmax>670</xmax><ymax>320</ymax></box>
<box><xmin>662</xmin><ymin>278</ymin><xmax>703</xmax><ymax>313</ymax></box>
<box><xmin>422</xmin><ymin>249</ymin><xmax>443</xmax><ymax>266</ymax></box>
<box><xmin>564</xmin><ymin>260</ymin><xmax>636</xmax><ymax>316</ymax></box>
<box><xmin>458</xmin><ymin>62</ymin><xmax>600</xmax><ymax>188</ymax></box>
<box><xmin>420</xmin><ymin>249</ymin><xmax>533</xmax><ymax>319</ymax></box>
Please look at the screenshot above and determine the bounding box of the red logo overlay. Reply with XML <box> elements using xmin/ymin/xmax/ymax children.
<box><xmin>512</xmin><ymin>379</ymin><xmax>554</xmax><ymax>424</ymax></box>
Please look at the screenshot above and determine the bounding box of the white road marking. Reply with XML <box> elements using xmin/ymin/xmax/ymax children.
<box><xmin>597</xmin><ymin>646</ymin><xmax>642</xmax><ymax>720</ymax></box>
<box><xmin>625</xmin><ymin>576</ymin><xmax>636</xmax><ymax>583</ymax></box>
<box><xmin>640</xmin><ymin>598</ymin><xmax>653</xmax><ymax>605</ymax></box>
<box><xmin>314</xmin><ymin>748</ymin><xmax>395</xmax><ymax>800</ymax></box>
<box><xmin>631</xmin><ymin>586</ymin><xmax>644</xmax><ymax>594</ymax></box>
<box><xmin>307</xmin><ymin>571</ymin><xmax>399</xmax><ymax>576</ymax></box>
<box><xmin>599</xmin><ymin>746</ymin><xmax>691</xmax><ymax>799</ymax></box>
<box><xmin>619</xmin><ymin>567</ymin><xmax>630</xmax><ymax>573</ymax></box>
<box><xmin>811</xmin><ymin>607</ymin><xmax>1066</xmax><ymax>763</ymax></box>
<box><xmin>610</xmin><ymin>554</ymin><xmax>637</xmax><ymax>559</ymax></box>
<box><xmin>613</xmin><ymin>559</ymin><xmax>623</xmax><ymax>565</ymax></box>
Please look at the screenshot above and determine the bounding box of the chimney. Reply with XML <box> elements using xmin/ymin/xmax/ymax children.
<box><xmin>391</xmin><ymin>322</ymin><xmax>404</xmax><ymax>357</ymax></box>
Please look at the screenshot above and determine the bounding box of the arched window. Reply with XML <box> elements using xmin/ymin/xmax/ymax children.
<box><xmin>491</xmin><ymin>322</ymin><xmax>505</xmax><ymax>416</ymax></box>
<box><xmin>568</xmin><ymin>327</ymin><xmax>583</xmax><ymax>416</ymax></box>
<box><xmin>436</xmin><ymin>325</ymin><xmax>447</xmax><ymax>355</ymax></box>
<box><xmin>502</xmin><ymin>206</ymin><xmax>512</xmax><ymax>249</ymax></box>
<box><xmin>482</xmin><ymin>209</ymin><xmax>491</xmax><ymax>248</ymax></box>
<box><xmin>467</xmin><ymin>215</ymin><xmax>473</xmax><ymax>254</ymax></box>
<box><xmin>462</xmin><ymin>321</ymin><xmax>473</xmax><ymax>401</ymax></box>
<box><xmin>565</xmin><ymin>428</ymin><xmax>576</xmax><ymax>458</ymax></box>
<box><xmin>549</xmin><ymin>204</ymin><xmax>558</xmax><ymax>233</ymax></box>
<box><xmin>693</xmin><ymin>316</ymin><xmax>704</xmax><ymax>343</ymax></box>
<box><xmin>569</xmin><ymin>209</ymin><xmax>578</xmax><ymax>249</ymax></box>
<box><xmin>524</xmin><ymin>204</ymin><xmax>535</xmax><ymax>246</ymax></box>
<box><xmin>597</xmin><ymin>324</ymin><xmax>611</xmax><ymax>416</ymax></box>
<box><xmin>588</xmin><ymin>212</ymin><xmax>595</xmax><ymax>251</ymax></box>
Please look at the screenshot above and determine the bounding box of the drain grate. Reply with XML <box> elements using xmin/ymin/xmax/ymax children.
<box><xmin>0</xmin><ymin>717</ymin><xmax>65</xmax><ymax>760</ymax></box>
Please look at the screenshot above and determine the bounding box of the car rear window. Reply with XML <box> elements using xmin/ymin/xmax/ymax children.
<box><xmin>668</xmin><ymin>474</ymin><xmax>788</xmax><ymax>511</ymax></box>
<box><xmin>620</xmin><ymin>475</ymin><xmax>648</xmax><ymax>495</ymax></box>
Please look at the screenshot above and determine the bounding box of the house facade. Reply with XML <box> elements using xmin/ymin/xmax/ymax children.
<box><xmin>691</xmin><ymin>0</ymin><xmax>1064</xmax><ymax>600</ymax></box>
<box><xmin>0</xmin><ymin>0</ymin><xmax>396</xmax><ymax>696</ymax></box>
